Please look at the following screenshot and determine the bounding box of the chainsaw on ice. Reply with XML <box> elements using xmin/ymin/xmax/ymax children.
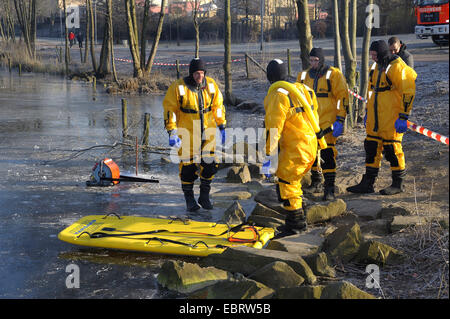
<box><xmin>86</xmin><ymin>158</ymin><xmax>159</xmax><ymax>186</ymax></box>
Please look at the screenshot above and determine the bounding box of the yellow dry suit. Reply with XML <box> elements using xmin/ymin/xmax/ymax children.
<box><xmin>264</xmin><ymin>81</ymin><xmax>319</xmax><ymax>211</ymax></box>
<box><xmin>163</xmin><ymin>76</ymin><xmax>226</xmax><ymax>184</ymax></box>
<box><xmin>296</xmin><ymin>66</ymin><xmax>349</xmax><ymax>177</ymax></box>
<box><xmin>364</xmin><ymin>56</ymin><xmax>417</xmax><ymax>172</ymax></box>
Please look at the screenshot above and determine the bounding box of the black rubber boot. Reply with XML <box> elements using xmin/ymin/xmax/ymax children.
<box><xmin>182</xmin><ymin>183</ymin><xmax>201</xmax><ymax>212</ymax></box>
<box><xmin>303</xmin><ymin>170</ymin><xmax>323</xmax><ymax>194</ymax></box>
<box><xmin>322</xmin><ymin>172</ymin><xmax>336</xmax><ymax>201</ymax></box>
<box><xmin>198</xmin><ymin>178</ymin><xmax>213</xmax><ymax>210</ymax></box>
<box><xmin>285</xmin><ymin>208</ymin><xmax>307</xmax><ymax>233</ymax></box>
<box><xmin>380</xmin><ymin>170</ymin><xmax>405</xmax><ymax>195</ymax></box>
<box><xmin>346</xmin><ymin>167</ymin><xmax>378</xmax><ymax>194</ymax></box>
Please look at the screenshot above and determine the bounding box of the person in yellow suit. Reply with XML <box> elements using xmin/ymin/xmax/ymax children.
<box><xmin>163</xmin><ymin>58</ymin><xmax>226</xmax><ymax>211</ymax></box>
<box><xmin>297</xmin><ymin>48</ymin><xmax>350</xmax><ymax>201</ymax></box>
<box><xmin>347</xmin><ymin>40</ymin><xmax>417</xmax><ymax>195</ymax></box>
<box><xmin>262</xmin><ymin>59</ymin><xmax>319</xmax><ymax>232</ymax></box>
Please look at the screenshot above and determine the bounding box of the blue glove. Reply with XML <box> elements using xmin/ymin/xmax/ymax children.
<box><xmin>395</xmin><ymin>118</ymin><xmax>408</xmax><ymax>133</ymax></box>
<box><xmin>220</xmin><ymin>128</ymin><xmax>226</xmax><ymax>146</ymax></box>
<box><xmin>261</xmin><ymin>160</ymin><xmax>271</xmax><ymax>178</ymax></box>
<box><xmin>332</xmin><ymin>117</ymin><xmax>345</xmax><ymax>137</ymax></box>
<box><xmin>364</xmin><ymin>113</ymin><xmax>367</xmax><ymax>128</ymax></box>
<box><xmin>168</xmin><ymin>130</ymin><xmax>181</xmax><ymax>148</ymax></box>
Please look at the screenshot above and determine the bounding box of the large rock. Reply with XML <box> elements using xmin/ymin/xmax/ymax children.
<box><xmin>376</xmin><ymin>204</ymin><xmax>411</xmax><ymax>220</ymax></box>
<box><xmin>201</xmin><ymin>245</ymin><xmax>317</xmax><ymax>285</ymax></box>
<box><xmin>345</xmin><ymin>198</ymin><xmax>383</xmax><ymax>220</ymax></box>
<box><xmin>356</xmin><ymin>240</ymin><xmax>405</xmax><ymax>266</ymax></box>
<box><xmin>211</xmin><ymin>190</ymin><xmax>252</xmax><ymax>201</ymax></box>
<box><xmin>320</xmin><ymin>281</ymin><xmax>376</xmax><ymax>299</ymax></box>
<box><xmin>389</xmin><ymin>215</ymin><xmax>427</xmax><ymax>233</ymax></box>
<box><xmin>157</xmin><ymin>260</ymin><xmax>231</xmax><ymax>294</ymax></box>
<box><xmin>247</xmin><ymin>202</ymin><xmax>285</xmax><ymax>228</ymax></box>
<box><xmin>303</xmin><ymin>252</ymin><xmax>336</xmax><ymax>278</ymax></box>
<box><xmin>248</xmin><ymin>261</ymin><xmax>305</xmax><ymax>290</ymax></box>
<box><xmin>221</xmin><ymin>201</ymin><xmax>247</xmax><ymax>224</ymax></box>
<box><xmin>306</xmin><ymin>199</ymin><xmax>347</xmax><ymax>224</ymax></box>
<box><xmin>254</xmin><ymin>189</ymin><xmax>346</xmax><ymax>224</ymax></box>
<box><xmin>226</xmin><ymin>165</ymin><xmax>252</xmax><ymax>183</ymax></box>
<box><xmin>266</xmin><ymin>227</ymin><xmax>326</xmax><ymax>256</ymax></box>
<box><xmin>276</xmin><ymin>281</ymin><xmax>375</xmax><ymax>299</ymax></box>
<box><xmin>275</xmin><ymin>285</ymin><xmax>324</xmax><ymax>299</ymax></box>
<box><xmin>189</xmin><ymin>277</ymin><xmax>274</xmax><ymax>299</ymax></box>
<box><xmin>321</xmin><ymin>223</ymin><xmax>362</xmax><ymax>262</ymax></box>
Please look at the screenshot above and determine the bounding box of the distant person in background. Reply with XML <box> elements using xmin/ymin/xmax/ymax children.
<box><xmin>388</xmin><ymin>37</ymin><xmax>414</xmax><ymax>69</ymax></box>
<box><xmin>69</xmin><ymin>31</ymin><xmax>75</xmax><ymax>48</ymax></box>
<box><xmin>76</xmin><ymin>32</ymin><xmax>83</xmax><ymax>49</ymax></box>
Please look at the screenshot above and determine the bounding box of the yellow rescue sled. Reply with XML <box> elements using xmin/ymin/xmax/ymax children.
<box><xmin>58</xmin><ymin>214</ymin><xmax>275</xmax><ymax>257</ymax></box>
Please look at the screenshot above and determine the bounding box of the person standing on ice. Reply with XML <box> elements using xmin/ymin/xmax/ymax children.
<box><xmin>163</xmin><ymin>58</ymin><xmax>226</xmax><ymax>212</ymax></box>
<box><xmin>347</xmin><ymin>40</ymin><xmax>417</xmax><ymax>195</ymax></box>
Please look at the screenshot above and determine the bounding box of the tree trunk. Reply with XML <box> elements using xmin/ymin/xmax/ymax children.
<box><xmin>124</xmin><ymin>0</ymin><xmax>142</xmax><ymax>78</ymax></box>
<box><xmin>140</xmin><ymin>0</ymin><xmax>150</xmax><ymax>70</ymax></box>
<box><xmin>339</xmin><ymin>0</ymin><xmax>356</xmax><ymax>88</ymax></box>
<box><xmin>332</xmin><ymin>0</ymin><xmax>342</xmax><ymax>70</ymax></box>
<box><xmin>63</xmin><ymin>0</ymin><xmax>69</xmax><ymax>74</ymax></box>
<box><xmin>97</xmin><ymin>14</ymin><xmax>111</xmax><ymax>77</ymax></box>
<box><xmin>3</xmin><ymin>0</ymin><xmax>16</xmax><ymax>42</ymax></box>
<box><xmin>223</xmin><ymin>0</ymin><xmax>233</xmax><ymax>104</ymax></box>
<box><xmin>296</xmin><ymin>0</ymin><xmax>313</xmax><ymax>70</ymax></box>
<box><xmin>87</xmin><ymin>0</ymin><xmax>97</xmax><ymax>73</ymax></box>
<box><xmin>145</xmin><ymin>0</ymin><xmax>167</xmax><ymax>75</ymax></box>
<box><xmin>83</xmin><ymin>0</ymin><xmax>89</xmax><ymax>64</ymax></box>
<box><xmin>358</xmin><ymin>0</ymin><xmax>374</xmax><ymax>122</ymax></box>
<box><xmin>193</xmin><ymin>0</ymin><xmax>200</xmax><ymax>58</ymax></box>
<box><xmin>106</xmin><ymin>0</ymin><xmax>119</xmax><ymax>84</ymax></box>
<box><xmin>350</xmin><ymin>0</ymin><xmax>357</xmax><ymax>59</ymax></box>
<box><xmin>13</xmin><ymin>0</ymin><xmax>36</xmax><ymax>59</ymax></box>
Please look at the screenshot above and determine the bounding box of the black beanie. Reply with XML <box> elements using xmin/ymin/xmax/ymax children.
<box><xmin>309</xmin><ymin>48</ymin><xmax>325</xmax><ymax>67</ymax></box>
<box><xmin>189</xmin><ymin>58</ymin><xmax>206</xmax><ymax>75</ymax></box>
<box><xmin>369</xmin><ymin>40</ymin><xmax>391</xmax><ymax>65</ymax></box>
<box><xmin>267</xmin><ymin>59</ymin><xmax>287</xmax><ymax>83</ymax></box>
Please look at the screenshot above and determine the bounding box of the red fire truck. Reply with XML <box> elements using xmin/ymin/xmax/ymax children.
<box><xmin>414</xmin><ymin>0</ymin><xmax>449</xmax><ymax>45</ymax></box>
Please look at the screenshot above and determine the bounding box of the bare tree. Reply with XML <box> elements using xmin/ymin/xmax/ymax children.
<box><xmin>358</xmin><ymin>0</ymin><xmax>374</xmax><ymax>122</ymax></box>
<box><xmin>192</xmin><ymin>0</ymin><xmax>200</xmax><ymax>58</ymax></box>
<box><xmin>87</xmin><ymin>0</ymin><xmax>97</xmax><ymax>72</ymax></box>
<box><xmin>295</xmin><ymin>0</ymin><xmax>313</xmax><ymax>70</ymax></box>
<box><xmin>144</xmin><ymin>0</ymin><xmax>167</xmax><ymax>75</ymax></box>
<box><xmin>13</xmin><ymin>0</ymin><xmax>36</xmax><ymax>59</ymax></box>
<box><xmin>124</xmin><ymin>0</ymin><xmax>141</xmax><ymax>77</ymax></box>
<box><xmin>223</xmin><ymin>0</ymin><xmax>232</xmax><ymax>104</ymax></box>
<box><xmin>1</xmin><ymin>0</ymin><xmax>16</xmax><ymax>43</ymax></box>
<box><xmin>106</xmin><ymin>0</ymin><xmax>118</xmax><ymax>83</ymax></box>
<box><xmin>332</xmin><ymin>0</ymin><xmax>342</xmax><ymax>70</ymax></box>
<box><xmin>140</xmin><ymin>0</ymin><xmax>150</xmax><ymax>70</ymax></box>
<box><xmin>62</xmin><ymin>0</ymin><xmax>69</xmax><ymax>74</ymax></box>
<box><xmin>339</xmin><ymin>0</ymin><xmax>357</xmax><ymax>88</ymax></box>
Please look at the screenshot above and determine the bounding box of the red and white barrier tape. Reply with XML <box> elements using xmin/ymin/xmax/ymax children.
<box><xmin>407</xmin><ymin>121</ymin><xmax>449</xmax><ymax>145</ymax></box>
<box><xmin>348</xmin><ymin>89</ymin><xmax>368</xmax><ymax>103</ymax></box>
<box><xmin>115</xmin><ymin>58</ymin><xmax>242</xmax><ymax>66</ymax></box>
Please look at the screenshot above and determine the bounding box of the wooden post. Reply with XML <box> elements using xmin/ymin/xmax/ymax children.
<box><xmin>18</xmin><ymin>63</ymin><xmax>22</xmax><ymax>76</ymax></box>
<box><xmin>8</xmin><ymin>57</ymin><xmax>11</xmax><ymax>73</ymax></box>
<box><xmin>135</xmin><ymin>136</ymin><xmax>138</xmax><ymax>176</ymax></box>
<box><xmin>142</xmin><ymin>113</ymin><xmax>150</xmax><ymax>146</ymax></box>
<box><xmin>176</xmin><ymin>59</ymin><xmax>180</xmax><ymax>79</ymax></box>
<box><xmin>122</xmin><ymin>98</ymin><xmax>128</xmax><ymax>138</ymax></box>
<box><xmin>245</xmin><ymin>53</ymin><xmax>249</xmax><ymax>78</ymax></box>
<box><xmin>287</xmin><ymin>49</ymin><xmax>291</xmax><ymax>77</ymax></box>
